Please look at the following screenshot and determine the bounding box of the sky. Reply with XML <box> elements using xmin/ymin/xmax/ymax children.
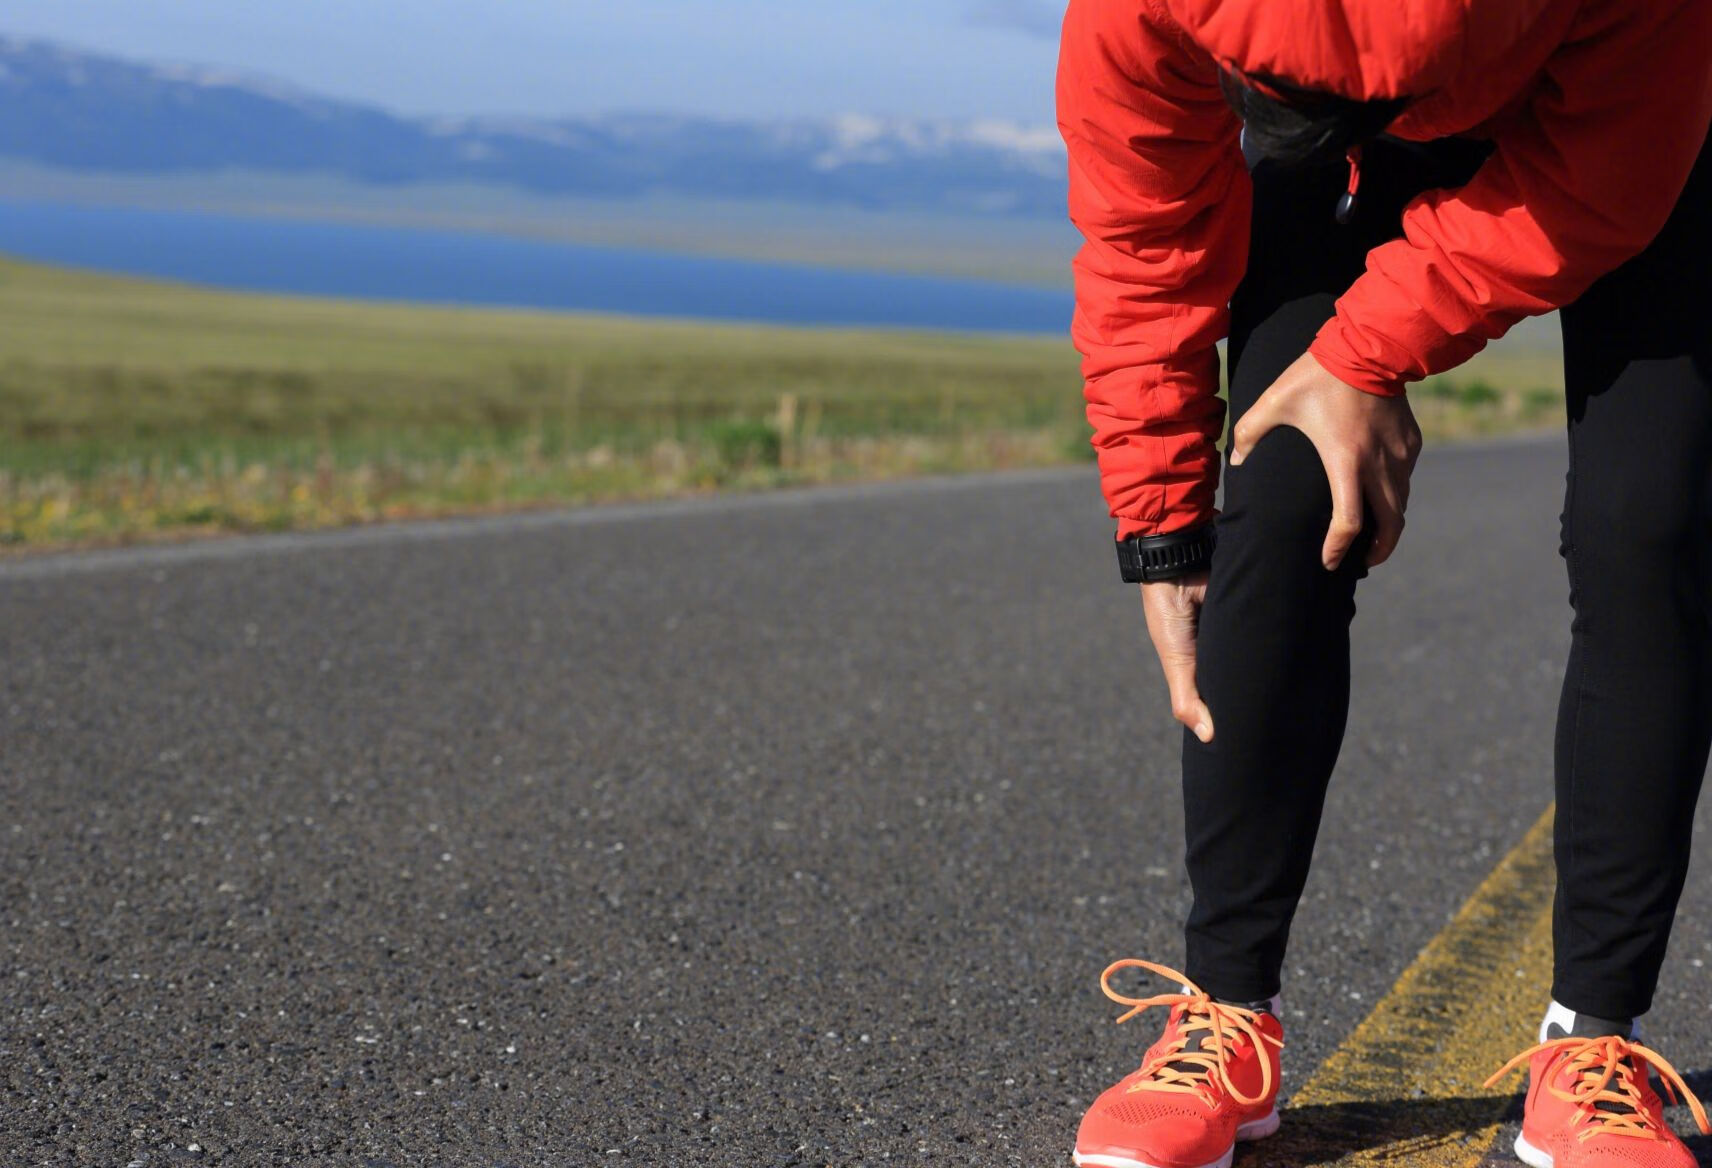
<box><xmin>1</xmin><ymin>1</ymin><xmax>1065</xmax><ymax>125</ymax></box>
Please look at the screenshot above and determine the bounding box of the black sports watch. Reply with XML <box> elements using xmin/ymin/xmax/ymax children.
<box><xmin>1116</xmin><ymin>524</ymin><xmax>1217</xmax><ymax>583</ymax></box>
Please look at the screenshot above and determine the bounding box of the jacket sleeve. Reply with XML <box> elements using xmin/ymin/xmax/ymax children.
<box><xmin>1057</xmin><ymin>0</ymin><xmax>1250</xmax><ymax>538</ymax></box>
<box><xmin>1310</xmin><ymin>0</ymin><xmax>1712</xmax><ymax>396</ymax></box>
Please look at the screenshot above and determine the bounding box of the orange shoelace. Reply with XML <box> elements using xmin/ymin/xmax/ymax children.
<box><xmin>1484</xmin><ymin>1035</ymin><xmax>1711</xmax><ymax>1142</ymax></box>
<box><xmin>1098</xmin><ymin>958</ymin><xmax>1283</xmax><ymax>1107</ymax></box>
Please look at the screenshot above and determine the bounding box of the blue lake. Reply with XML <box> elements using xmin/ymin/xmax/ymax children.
<box><xmin>0</xmin><ymin>200</ymin><xmax>1073</xmax><ymax>335</ymax></box>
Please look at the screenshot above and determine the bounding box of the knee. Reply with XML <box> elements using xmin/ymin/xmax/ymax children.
<box><xmin>1222</xmin><ymin>426</ymin><xmax>1335</xmax><ymax>549</ymax></box>
<box><xmin>1566</xmin><ymin>473</ymin><xmax>1707</xmax><ymax>569</ymax></box>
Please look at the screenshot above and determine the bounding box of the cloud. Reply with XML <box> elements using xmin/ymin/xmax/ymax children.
<box><xmin>965</xmin><ymin>0</ymin><xmax>1063</xmax><ymax>40</ymax></box>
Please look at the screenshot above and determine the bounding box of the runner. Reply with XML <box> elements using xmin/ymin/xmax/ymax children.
<box><xmin>1055</xmin><ymin>3</ymin><xmax>1712</xmax><ymax>1167</ymax></box>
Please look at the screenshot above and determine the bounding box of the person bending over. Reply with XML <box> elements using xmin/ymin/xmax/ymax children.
<box><xmin>1056</xmin><ymin>2</ymin><xmax>1712</xmax><ymax>1167</ymax></box>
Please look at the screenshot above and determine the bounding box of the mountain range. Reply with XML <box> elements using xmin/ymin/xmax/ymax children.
<box><xmin>0</xmin><ymin>36</ymin><xmax>1069</xmax><ymax>218</ymax></box>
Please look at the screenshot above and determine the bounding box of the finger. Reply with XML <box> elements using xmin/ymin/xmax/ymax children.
<box><xmin>1160</xmin><ymin>653</ymin><xmax>1215</xmax><ymax>743</ymax></box>
<box><xmin>1143</xmin><ymin>592</ymin><xmax>1212</xmax><ymax>736</ymax></box>
<box><xmin>1365</xmin><ymin>473</ymin><xmax>1407</xmax><ymax>568</ymax></box>
<box><xmin>1320</xmin><ymin>455</ymin><xmax>1366</xmax><ymax>571</ymax></box>
<box><xmin>1228</xmin><ymin>396</ymin><xmax>1280</xmax><ymax>468</ymax></box>
<box><xmin>1399</xmin><ymin>444</ymin><xmax>1419</xmax><ymax>512</ymax></box>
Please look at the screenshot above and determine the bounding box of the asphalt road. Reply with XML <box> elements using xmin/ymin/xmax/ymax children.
<box><xmin>4</xmin><ymin>437</ymin><xmax>1710</xmax><ymax>1166</ymax></box>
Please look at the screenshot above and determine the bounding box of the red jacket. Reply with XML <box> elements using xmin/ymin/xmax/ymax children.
<box><xmin>1057</xmin><ymin>0</ymin><xmax>1712</xmax><ymax>537</ymax></box>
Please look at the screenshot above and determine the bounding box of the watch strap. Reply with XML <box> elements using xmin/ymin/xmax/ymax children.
<box><xmin>1116</xmin><ymin>524</ymin><xmax>1217</xmax><ymax>583</ymax></box>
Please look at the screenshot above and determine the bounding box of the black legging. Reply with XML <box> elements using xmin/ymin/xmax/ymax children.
<box><xmin>1182</xmin><ymin>132</ymin><xmax>1712</xmax><ymax>1020</ymax></box>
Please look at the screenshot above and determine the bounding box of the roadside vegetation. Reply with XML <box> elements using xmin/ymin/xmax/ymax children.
<box><xmin>0</xmin><ymin>258</ymin><xmax>1564</xmax><ymax>550</ymax></box>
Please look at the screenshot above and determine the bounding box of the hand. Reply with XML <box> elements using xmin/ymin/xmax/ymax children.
<box><xmin>1141</xmin><ymin>570</ymin><xmax>1213</xmax><ymax>743</ymax></box>
<box><xmin>1229</xmin><ymin>352</ymin><xmax>1422</xmax><ymax>570</ymax></box>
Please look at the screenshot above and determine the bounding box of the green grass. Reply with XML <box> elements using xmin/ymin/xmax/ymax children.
<box><xmin>0</xmin><ymin>257</ymin><xmax>1565</xmax><ymax>550</ymax></box>
<box><xmin>0</xmin><ymin>258</ymin><xmax>1091</xmax><ymax>547</ymax></box>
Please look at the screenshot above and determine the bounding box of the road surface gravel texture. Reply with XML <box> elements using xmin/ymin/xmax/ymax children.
<box><xmin>2</xmin><ymin>437</ymin><xmax>1709</xmax><ymax>1166</ymax></box>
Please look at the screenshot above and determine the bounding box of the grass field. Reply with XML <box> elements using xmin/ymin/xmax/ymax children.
<box><xmin>0</xmin><ymin>257</ymin><xmax>1566</xmax><ymax>550</ymax></box>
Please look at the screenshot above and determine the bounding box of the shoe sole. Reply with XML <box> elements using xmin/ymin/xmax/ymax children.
<box><xmin>1512</xmin><ymin>1134</ymin><xmax>1553</xmax><ymax>1168</ymax></box>
<box><xmin>1072</xmin><ymin>1109</ymin><xmax>1281</xmax><ymax>1168</ymax></box>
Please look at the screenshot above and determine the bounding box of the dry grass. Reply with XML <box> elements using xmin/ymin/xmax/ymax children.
<box><xmin>0</xmin><ymin>257</ymin><xmax>1564</xmax><ymax>550</ymax></box>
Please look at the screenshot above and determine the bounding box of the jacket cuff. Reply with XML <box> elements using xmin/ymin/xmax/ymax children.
<box><xmin>1115</xmin><ymin>511</ymin><xmax>1216</xmax><ymax>540</ymax></box>
<box><xmin>1308</xmin><ymin>334</ymin><xmax>1408</xmax><ymax>398</ymax></box>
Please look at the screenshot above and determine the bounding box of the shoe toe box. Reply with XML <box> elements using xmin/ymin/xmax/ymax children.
<box><xmin>1076</xmin><ymin>1088</ymin><xmax>1233</xmax><ymax>1168</ymax></box>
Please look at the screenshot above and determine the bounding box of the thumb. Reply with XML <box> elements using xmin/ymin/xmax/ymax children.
<box><xmin>1161</xmin><ymin>652</ymin><xmax>1215</xmax><ymax>744</ymax></box>
<box><xmin>1229</xmin><ymin>396</ymin><xmax>1280</xmax><ymax>468</ymax></box>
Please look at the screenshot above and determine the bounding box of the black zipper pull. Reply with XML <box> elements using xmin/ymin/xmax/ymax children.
<box><xmin>1335</xmin><ymin>146</ymin><xmax>1363</xmax><ymax>224</ymax></box>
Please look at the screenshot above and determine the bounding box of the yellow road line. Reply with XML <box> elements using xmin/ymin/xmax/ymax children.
<box><xmin>1251</xmin><ymin>805</ymin><xmax>1557</xmax><ymax>1168</ymax></box>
